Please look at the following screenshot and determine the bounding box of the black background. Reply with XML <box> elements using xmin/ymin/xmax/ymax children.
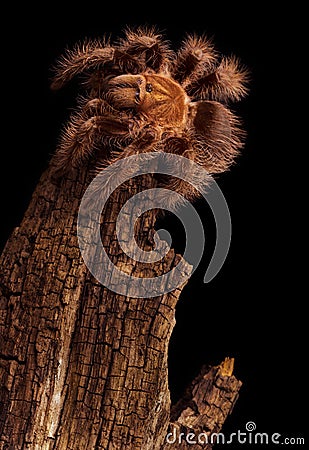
<box><xmin>0</xmin><ymin>3</ymin><xmax>305</xmax><ymax>448</ymax></box>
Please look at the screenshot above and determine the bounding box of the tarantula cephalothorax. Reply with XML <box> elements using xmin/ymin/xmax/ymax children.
<box><xmin>51</xmin><ymin>27</ymin><xmax>248</xmax><ymax>200</ymax></box>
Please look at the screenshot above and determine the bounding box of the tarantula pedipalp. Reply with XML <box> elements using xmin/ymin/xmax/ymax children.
<box><xmin>51</xmin><ymin>27</ymin><xmax>249</xmax><ymax>201</ymax></box>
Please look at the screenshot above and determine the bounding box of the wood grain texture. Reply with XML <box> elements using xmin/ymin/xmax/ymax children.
<box><xmin>0</xmin><ymin>161</ymin><xmax>241</xmax><ymax>449</ymax></box>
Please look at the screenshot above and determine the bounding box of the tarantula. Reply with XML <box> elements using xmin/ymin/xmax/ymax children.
<box><xmin>51</xmin><ymin>27</ymin><xmax>248</xmax><ymax>200</ymax></box>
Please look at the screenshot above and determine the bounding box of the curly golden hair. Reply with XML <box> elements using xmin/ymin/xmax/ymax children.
<box><xmin>51</xmin><ymin>27</ymin><xmax>249</xmax><ymax>201</ymax></box>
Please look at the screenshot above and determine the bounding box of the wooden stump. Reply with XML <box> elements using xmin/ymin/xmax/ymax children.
<box><xmin>0</xmin><ymin>161</ymin><xmax>241</xmax><ymax>449</ymax></box>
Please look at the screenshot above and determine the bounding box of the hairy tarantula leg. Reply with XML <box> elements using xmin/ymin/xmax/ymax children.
<box><xmin>51</xmin><ymin>117</ymin><xmax>96</xmax><ymax>175</ymax></box>
<box><xmin>118</xmin><ymin>27</ymin><xmax>173</xmax><ymax>72</ymax></box>
<box><xmin>171</xmin><ymin>34</ymin><xmax>217</xmax><ymax>87</ymax></box>
<box><xmin>51</xmin><ymin>114</ymin><xmax>130</xmax><ymax>175</ymax></box>
<box><xmin>82</xmin><ymin>98</ymin><xmax>106</xmax><ymax>115</ymax></box>
<box><xmin>153</xmin><ymin>136</ymin><xmax>207</xmax><ymax>208</ymax></box>
<box><xmin>188</xmin><ymin>100</ymin><xmax>245</xmax><ymax>174</ymax></box>
<box><xmin>78</xmin><ymin>97</ymin><xmax>120</xmax><ymax>118</ymax></box>
<box><xmin>93</xmin><ymin>125</ymin><xmax>162</xmax><ymax>176</ymax></box>
<box><xmin>51</xmin><ymin>43</ymin><xmax>115</xmax><ymax>90</ymax></box>
<box><xmin>51</xmin><ymin>41</ymin><xmax>142</xmax><ymax>90</ymax></box>
<box><xmin>186</xmin><ymin>56</ymin><xmax>249</xmax><ymax>103</ymax></box>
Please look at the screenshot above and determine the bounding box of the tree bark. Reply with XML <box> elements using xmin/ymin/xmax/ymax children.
<box><xmin>0</xmin><ymin>160</ymin><xmax>241</xmax><ymax>449</ymax></box>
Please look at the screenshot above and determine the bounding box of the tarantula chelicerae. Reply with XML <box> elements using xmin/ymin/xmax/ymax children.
<box><xmin>51</xmin><ymin>27</ymin><xmax>248</xmax><ymax>200</ymax></box>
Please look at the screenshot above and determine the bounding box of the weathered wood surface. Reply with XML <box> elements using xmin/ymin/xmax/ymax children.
<box><xmin>0</xmin><ymin>162</ymin><xmax>241</xmax><ymax>449</ymax></box>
